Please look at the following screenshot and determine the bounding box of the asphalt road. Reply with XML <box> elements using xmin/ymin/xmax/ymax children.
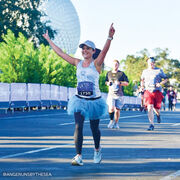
<box><xmin>0</xmin><ymin>104</ymin><xmax>180</xmax><ymax>180</ymax></box>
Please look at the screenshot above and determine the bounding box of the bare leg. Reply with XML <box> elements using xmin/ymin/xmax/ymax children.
<box><xmin>114</xmin><ymin>108</ymin><xmax>120</xmax><ymax>123</ymax></box>
<box><xmin>147</xmin><ymin>104</ymin><xmax>154</xmax><ymax>125</ymax></box>
<box><xmin>153</xmin><ymin>108</ymin><xmax>160</xmax><ymax>116</ymax></box>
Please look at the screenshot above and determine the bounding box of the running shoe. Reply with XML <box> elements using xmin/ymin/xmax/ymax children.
<box><xmin>157</xmin><ymin>114</ymin><xmax>161</xmax><ymax>123</ymax></box>
<box><xmin>107</xmin><ymin>121</ymin><xmax>114</xmax><ymax>129</ymax></box>
<box><xmin>147</xmin><ymin>124</ymin><xmax>154</xmax><ymax>131</ymax></box>
<box><xmin>71</xmin><ymin>155</ymin><xmax>83</xmax><ymax>166</ymax></box>
<box><xmin>94</xmin><ymin>148</ymin><xmax>102</xmax><ymax>164</ymax></box>
<box><xmin>114</xmin><ymin>123</ymin><xmax>120</xmax><ymax>129</ymax></box>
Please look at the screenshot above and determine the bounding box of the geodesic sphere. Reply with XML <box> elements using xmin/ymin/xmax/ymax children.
<box><xmin>41</xmin><ymin>0</ymin><xmax>80</xmax><ymax>54</ymax></box>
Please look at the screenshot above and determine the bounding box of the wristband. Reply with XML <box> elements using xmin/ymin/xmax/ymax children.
<box><xmin>107</xmin><ymin>37</ymin><xmax>113</xmax><ymax>40</ymax></box>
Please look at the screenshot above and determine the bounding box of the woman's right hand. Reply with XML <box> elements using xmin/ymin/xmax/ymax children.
<box><xmin>43</xmin><ymin>30</ymin><xmax>50</xmax><ymax>41</ymax></box>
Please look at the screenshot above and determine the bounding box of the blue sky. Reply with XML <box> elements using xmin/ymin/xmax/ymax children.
<box><xmin>71</xmin><ymin>0</ymin><xmax>180</xmax><ymax>68</ymax></box>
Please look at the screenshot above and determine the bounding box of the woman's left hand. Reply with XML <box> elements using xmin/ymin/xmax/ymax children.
<box><xmin>109</xmin><ymin>23</ymin><xmax>115</xmax><ymax>38</ymax></box>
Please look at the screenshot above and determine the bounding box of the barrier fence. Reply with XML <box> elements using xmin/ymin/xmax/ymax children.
<box><xmin>0</xmin><ymin>83</ymin><xmax>141</xmax><ymax>113</ymax></box>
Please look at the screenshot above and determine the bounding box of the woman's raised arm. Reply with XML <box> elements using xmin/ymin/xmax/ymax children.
<box><xmin>43</xmin><ymin>30</ymin><xmax>80</xmax><ymax>66</ymax></box>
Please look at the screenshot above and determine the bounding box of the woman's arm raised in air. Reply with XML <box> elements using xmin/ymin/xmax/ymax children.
<box><xmin>43</xmin><ymin>30</ymin><xmax>80</xmax><ymax>66</ymax></box>
<box><xmin>95</xmin><ymin>23</ymin><xmax>115</xmax><ymax>69</ymax></box>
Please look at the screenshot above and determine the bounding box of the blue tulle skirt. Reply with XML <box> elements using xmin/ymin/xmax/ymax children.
<box><xmin>67</xmin><ymin>95</ymin><xmax>108</xmax><ymax>120</ymax></box>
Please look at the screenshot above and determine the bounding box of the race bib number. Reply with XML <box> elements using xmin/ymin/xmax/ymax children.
<box><xmin>77</xmin><ymin>81</ymin><xmax>94</xmax><ymax>96</ymax></box>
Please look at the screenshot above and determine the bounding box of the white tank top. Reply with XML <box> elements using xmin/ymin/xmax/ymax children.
<box><xmin>76</xmin><ymin>60</ymin><xmax>101</xmax><ymax>98</ymax></box>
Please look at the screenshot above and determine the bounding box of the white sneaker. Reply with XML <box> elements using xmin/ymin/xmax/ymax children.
<box><xmin>107</xmin><ymin>121</ymin><xmax>114</xmax><ymax>128</ymax></box>
<box><xmin>114</xmin><ymin>123</ymin><xmax>120</xmax><ymax>129</ymax></box>
<box><xmin>71</xmin><ymin>155</ymin><xmax>83</xmax><ymax>166</ymax></box>
<box><xmin>94</xmin><ymin>148</ymin><xmax>102</xmax><ymax>164</ymax></box>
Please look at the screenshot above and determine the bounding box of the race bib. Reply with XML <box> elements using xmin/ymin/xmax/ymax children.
<box><xmin>148</xmin><ymin>84</ymin><xmax>156</xmax><ymax>92</ymax></box>
<box><xmin>112</xmin><ymin>83</ymin><xmax>119</xmax><ymax>93</ymax></box>
<box><xmin>77</xmin><ymin>81</ymin><xmax>94</xmax><ymax>96</ymax></box>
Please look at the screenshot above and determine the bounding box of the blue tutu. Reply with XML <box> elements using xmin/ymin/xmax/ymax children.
<box><xmin>67</xmin><ymin>95</ymin><xmax>108</xmax><ymax>120</ymax></box>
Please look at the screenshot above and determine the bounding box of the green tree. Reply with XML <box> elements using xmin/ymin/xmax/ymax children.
<box><xmin>57</xmin><ymin>61</ymin><xmax>77</xmax><ymax>87</ymax></box>
<box><xmin>168</xmin><ymin>59</ymin><xmax>180</xmax><ymax>87</ymax></box>
<box><xmin>124</xmin><ymin>80</ymin><xmax>134</xmax><ymax>96</ymax></box>
<box><xmin>99</xmin><ymin>70</ymin><xmax>108</xmax><ymax>93</ymax></box>
<box><xmin>153</xmin><ymin>48</ymin><xmax>180</xmax><ymax>88</ymax></box>
<box><xmin>0</xmin><ymin>30</ymin><xmax>43</xmax><ymax>83</ymax></box>
<box><xmin>39</xmin><ymin>44</ymin><xmax>77</xmax><ymax>86</ymax></box>
<box><xmin>123</xmin><ymin>49</ymin><xmax>149</xmax><ymax>82</ymax></box>
<box><xmin>0</xmin><ymin>0</ymin><xmax>56</xmax><ymax>46</ymax></box>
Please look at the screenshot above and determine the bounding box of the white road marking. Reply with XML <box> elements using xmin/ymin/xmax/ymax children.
<box><xmin>0</xmin><ymin>147</ymin><xmax>59</xmax><ymax>159</ymax></box>
<box><xmin>172</xmin><ymin>123</ymin><xmax>180</xmax><ymax>126</ymax></box>
<box><xmin>1</xmin><ymin>113</ymin><xmax>67</xmax><ymax>120</ymax></box>
<box><xmin>59</xmin><ymin>122</ymin><xmax>74</xmax><ymax>126</ymax></box>
<box><xmin>160</xmin><ymin>170</ymin><xmax>180</xmax><ymax>180</ymax></box>
<box><xmin>0</xmin><ymin>141</ymin><xmax>92</xmax><ymax>159</ymax></box>
<box><xmin>59</xmin><ymin>114</ymin><xmax>146</xmax><ymax>126</ymax></box>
